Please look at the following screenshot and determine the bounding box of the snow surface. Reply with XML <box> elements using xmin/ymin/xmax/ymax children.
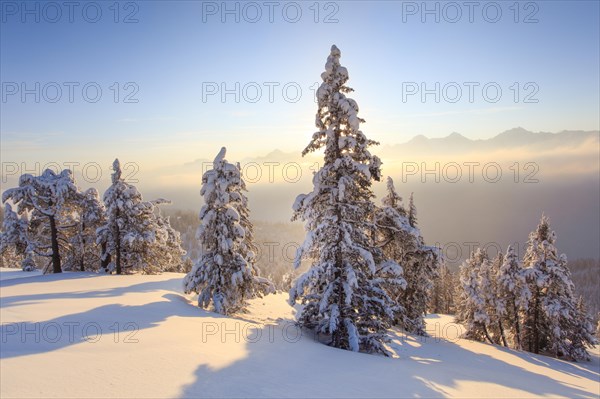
<box><xmin>1</xmin><ymin>268</ymin><xmax>598</xmax><ymax>398</ymax></box>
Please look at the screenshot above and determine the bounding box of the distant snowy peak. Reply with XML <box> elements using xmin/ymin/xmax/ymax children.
<box><xmin>388</xmin><ymin>129</ymin><xmax>599</xmax><ymax>153</ymax></box>
<box><xmin>446</xmin><ymin>132</ymin><xmax>468</xmax><ymax>141</ymax></box>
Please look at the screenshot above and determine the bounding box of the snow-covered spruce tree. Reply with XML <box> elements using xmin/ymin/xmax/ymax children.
<box><xmin>2</xmin><ymin>169</ymin><xmax>80</xmax><ymax>273</ymax></box>
<box><xmin>568</xmin><ymin>297</ymin><xmax>597</xmax><ymax>361</ymax></box>
<box><xmin>98</xmin><ymin>159</ymin><xmax>140</xmax><ymax>274</ymax></box>
<box><xmin>407</xmin><ymin>192</ymin><xmax>417</xmax><ymax>228</ymax></box>
<box><xmin>63</xmin><ymin>188</ymin><xmax>106</xmax><ymax>272</ymax></box>
<box><xmin>97</xmin><ymin>159</ymin><xmax>185</xmax><ymax>274</ymax></box>
<box><xmin>456</xmin><ymin>248</ymin><xmax>490</xmax><ymax>342</ymax></box>
<box><xmin>150</xmin><ymin>203</ymin><xmax>187</xmax><ymax>273</ymax></box>
<box><xmin>0</xmin><ymin>204</ymin><xmax>29</xmax><ymax>269</ymax></box>
<box><xmin>289</xmin><ymin>45</ymin><xmax>403</xmax><ymax>355</ymax></box>
<box><xmin>522</xmin><ymin>215</ymin><xmax>595</xmax><ymax>360</ymax></box>
<box><xmin>478</xmin><ymin>252</ymin><xmax>507</xmax><ymax>346</ymax></box>
<box><xmin>183</xmin><ymin>148</ymin><xmax>272</xmax><ymax>315</ymax></box>
<box><xmin>497</xmin><ymin>245</ymin><xmax>530</xmax><ymax>349</ymax></box>
<box><xmin>376</xmin><ymin>177</ymin><xmax>437</xmax><ymax>335</ymax></box>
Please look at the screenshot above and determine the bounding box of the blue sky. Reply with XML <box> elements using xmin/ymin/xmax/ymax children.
<box><xmin>1</xmin><ymin>0</ymin><xmax>599</xmax><ymax>165</ymax></box>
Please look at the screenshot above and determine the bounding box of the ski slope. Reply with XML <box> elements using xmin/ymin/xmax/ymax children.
<box><xmin>1</xmin><ymin>268</ymin><xmax>598</xmax><ymax>398</ymax></box>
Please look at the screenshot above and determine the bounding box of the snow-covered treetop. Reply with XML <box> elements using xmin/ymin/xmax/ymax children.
<box><xmin>382</xmin><ymin>177</ymin><xmax>403</xmax><ymax>209</ymax></box>
<box><xmin>112</xmin><ymin>159</ymin><xmax>122</xmax><ymax>184</ymax></box>
<box><xmin>200</xmin><ymin>147</ymin><xmax>243</xmax><ymax>211</ymax></box>
<box><xmin>408</xmin><ymin>192</ymin><xmax>417</xmax><ymax>228</ymax></box>
<box><xmin>524</xmin><ymin>215</ymin><xmax>560</xmax><ymax>267</ymax></box>
<box><xmin>302</xmin><ymin>44</ymin><xmax>381</xmax><ymax>182</ymax></box>
<box><xmin>103</xmin><ymin>160</ymin><xmax>143</xmax><ymax>207</ymax></box>
<box><xmin>213</xmin><ymin>147</ymin><xmax>227</xmax><ymax>168</ymax></box>
<box><xmin>2</xmin><ymin>169</ymin><xmax>80</xmax><ymax>217</ymax></box>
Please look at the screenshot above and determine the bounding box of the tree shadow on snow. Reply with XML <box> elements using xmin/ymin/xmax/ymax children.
<box><xmin>0</xmin><ymin>293</ymin><xmax>198</xmax><ymax>359</ymax></box>
<box><xmin>0</xmin><ymin>275</ymin><xmax>184</xmax><ymax>308</ymax></box>
<box><xmin>176</xmin><ymin>323</ymin><xmax>599</xmax><ymax>398</ymax></box>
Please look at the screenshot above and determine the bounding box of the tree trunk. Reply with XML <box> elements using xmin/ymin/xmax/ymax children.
<box><xmin>79</xmin><ymin>223</ymin><xmax>85</xmax><ymax>272</ymax></box>
<box><xmin>513</xmin><ymin>299</ymin><xmax>522</xmax><ymax>350</ymax></box>
<box><xmin>498</xmin><ymin>320</ymin><xmax>508</xmax><ymax>347</ymax></box>
<box><xmin>532</xmin><ymin>291</ymin><xmax>540</xmax><ymax>353</ymax></box>
<box><xmin>115</xmin><ymin>229</ymin><xmax>122</xmax><ymax>275</ymax></box>
<box><xmin>115</xmin><ymin>208</ymin><xmax>122</xmax><ymax>275</ymax></box>
<box><xmin>332</xmin><ymin>211</ymin><xmax>346</xmax><ymax>349</ymax></box>
<box><xmin>482</xmin><ymin>324</ymin><xmax>494</xmax><ymax>345</ymax></box>
<box><xmin>331</xmin><ymin>123</ymin><xmax>347</xmax><ymax>351</ymax></box>
<box><xmin>48</xmin><ymin>215</ymin><xmax>62</xmax><ymax>273</ymax></box>
<box><xmin>100</xmin><ymin>241</ymin><xmax>111</xmax><ymax>272</ymax></box>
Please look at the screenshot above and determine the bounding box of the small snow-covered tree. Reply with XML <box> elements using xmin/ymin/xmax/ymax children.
<box><xmin>289</xmin><ymin>45</ymin><xmax>402</xmax><ymax>355</ymax></box>
<box><xmin>183</xmin><ymin>148</ymin><xmax>271</xmax><ymax>314</ymax></box>
<box><xmin>478</xmin><ymin>253</ymin><xmax>507</xmax><ymax>346</ymax></box>
<box><xmin>98</xmin><ymin>159</ymin><xmax>184</xmax><ymax>274</ymax></box>
<box><xmin>0</xmin><ymin>204</ymin><xmax>29</xmax><ymax>269</ymax></box>
<box><xmin>497</xmin><ymin>245</ymin><xmax>530</xmax><ymax>349</ymax></box>
<box><xmin>456</xmin><ymin>248</ymin><xmax>490</xmax><ymax>342</ymax></box>
<box><xmin>567</xmin><ymin>297</ymin><xmax>597</xmax><ymax>361</ymax></box>
<box><xmin>150</xmin><ymin>204</ymin><xmax>187</xmax><ymax>273</ymax></box>
<box><xmin>407</xmin><ymin>192</ymin><xmax>417</xmax><ymax>228</ymax></box>
<box><xmin>2</xmin><ymin>169</ymin><xmax>80</xmax><ymax>273</ymax></box>
<box><xmin>376</xmin><ymin>177</ymin><xmax>437</xmax><ymax>335</ymax></box>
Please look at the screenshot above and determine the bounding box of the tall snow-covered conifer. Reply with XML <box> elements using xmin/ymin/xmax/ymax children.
<box><xmin>289</xmin><ymin>45</ymin><xmax>402</xmax><ymax>355</ymax></box>
<box><xmin>183</xmin><ymin>148</ymin><xmax>271</xmax><ymax>315</ymax></box>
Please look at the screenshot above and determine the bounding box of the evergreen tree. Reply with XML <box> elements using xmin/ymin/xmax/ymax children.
<box><xmin>2</xmin><ymin>169</ymin><xmax>80</xmax><ymax>273</ymax></box>
<box><xmin>497</xmin><ymin>245</ymin><xmax>530</xmax><ymax>349</ymax></box>
<box><xmin>150</xmin><ymin>203</ymin><xmax>187</xmax><ymax>273</ymax></box>
<box><xmin>376</xmin><ymin>177</ymin><xmax>437</xmax><ymax>335</ymax></box>
<box><xmin>407</xmin><ymin>192</ymin><xmax>417</xmax><ymax>228</ymax></box>
<box><xmin>479</xmin><ymin>253</ymin><xmax>507</xmax><ymax>346</ymax></box>
<box><xmin>567</xmin><ymin>297</ymin><xmax>597</xmax><ymax>361</ymax></box>
<box><xmin>183</xmin><ymin>148</ymin><xmax>271</xmax><ymax>315</ymax></box>
<box><xmin>97</xmin><ymin>159</ymin><xmax>185</xmax><ymax>274</ymax></box>
<box><xmin>64</xmin><ymin>188</ymin><xmax>106</xmax><ymax>272</ymax></box>
<box><xmin>456</xmin><ymin>248</ymin><xmax>490</xmax><ymax>342</ymax></box>
<box><xmin>523</xmin><ymin>215</ymin><xmax>594</xmax><ymax>360</ymax></box>
<box><xmin>289</xmin><ymin>45</ymin><xmax>402</xmax><ymax>355</ymax></box>
<box><xmin>0</xmin><ymin>204</ymin><xmax>29</xmax><ymax>269</ymax></box>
